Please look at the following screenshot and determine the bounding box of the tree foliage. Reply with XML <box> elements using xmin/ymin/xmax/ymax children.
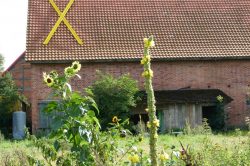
<box><xmin>88</xmin><ymin>72</ymin><xmax>139</xmax><ymax>129</ymax></box>
<box><xmin>0</xmin><ymin>73</ymin><xmax>22</xmax><ymax>135</ymax></box>
<box><xmin>0</xmin><ymin>54</ymin><xmax>4</xmax><ymax>72</ymax></box>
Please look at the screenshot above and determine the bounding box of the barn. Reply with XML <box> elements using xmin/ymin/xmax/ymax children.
<box><xmin>6</xmin><ymin>0</ymin><xmax>250</xmax><ymax>132</ymax></box>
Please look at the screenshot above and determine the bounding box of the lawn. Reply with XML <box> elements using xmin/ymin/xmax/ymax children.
<box><xmin>0</xmin><ymin>132</ymin><xmax>250</xmax><ymax>166</ymax></box>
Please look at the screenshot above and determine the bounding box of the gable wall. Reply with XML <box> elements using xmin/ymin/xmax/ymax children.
<box><xmin>30</xmin><ymin>60</ymin><xmax>250</xmax><ymax>131</ymax></box>
<box><xmin>7</xmin><ymin>56</ymin><xmax>32</xmax><ymax>125</ymax></box>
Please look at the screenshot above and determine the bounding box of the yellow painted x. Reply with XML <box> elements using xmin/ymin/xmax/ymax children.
<box><xmin>43</xmin><ymin>0</ymin><xmax>83</xmax><ymax>45</ymax></box>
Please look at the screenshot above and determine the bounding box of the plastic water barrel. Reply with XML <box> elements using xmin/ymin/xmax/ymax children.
<box><xmin>13</xmin><ymin>111</ymin><xmax>26</xmax><ymax>140</ymax></box>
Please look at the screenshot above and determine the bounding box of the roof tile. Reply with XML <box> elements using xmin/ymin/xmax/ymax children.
<box><xmin>26</xmin><ymin>0</ymin><xmax>250</xmax><ymax>62</ymax></box>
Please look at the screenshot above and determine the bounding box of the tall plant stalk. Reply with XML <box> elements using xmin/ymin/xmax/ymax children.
<box><xmin>141</xmin><ymin>36</ymin><xmax>158</xmax><ymax>165</ymax></box>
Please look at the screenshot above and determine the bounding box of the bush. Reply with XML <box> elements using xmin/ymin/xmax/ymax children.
<box><xmin>87</xmin><ymin>72</ymin><xmax>139</xmax><ymax>129</ymax></box>
<box><xmin>0</xmin><ymin>131</ymin><xmax>4</xmax><ymax>142</ymax></box>
<box><xmin>0</xmin><ymin>73</ymin><xmax>21</xmax><ymax>136</ymax></box>
<box><xmin>183</xmin><ymin>118</ymin><xmax>212</xmax><ymax>135</ymax></box>
<box><xmin>210</xmin><ymin>95</ymin><xmax>226</xmax><ymax>130</ymax></box>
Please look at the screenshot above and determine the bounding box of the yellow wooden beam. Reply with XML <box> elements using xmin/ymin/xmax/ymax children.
<box><xmin>48</xmin><ymin>0</ymin><xmax>83</xmax><ymax>45</ymax></box>
<box><xmin>43</xmin><ymin>0</ymin><xmax>83</xmax><ymax>45</ymax></box>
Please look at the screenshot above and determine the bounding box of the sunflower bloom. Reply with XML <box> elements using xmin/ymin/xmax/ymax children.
<box><xmin>112</xmin><ymin>116</ymin><xmax>118</xmax><ymax>123</ymax></box>
<box><xmin>49</xmin><ymin>70</ymin><xmax>58</xmax><ymax>78</ymax></box>
<box><xmin>43</xmin><ymin>73</ymin><xmax>54</xmax><ymax>87</ymax></box>
<box><xmin>71</xmin><ymin>61</ymin><xmax>81</xmax><ymax>72</ymax></box>
<box><xmin>64</xmin><ymin>66</ymin><xmax>75</xmax><ymax>77</ymax></box>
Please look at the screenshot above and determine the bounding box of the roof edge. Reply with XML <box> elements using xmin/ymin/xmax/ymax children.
<box><xmin>26</xmin><ymin>55</ymin><xmax>250</xmax><ymax>64</ymax></box>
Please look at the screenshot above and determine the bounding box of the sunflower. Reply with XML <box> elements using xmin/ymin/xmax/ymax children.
<box><xmin>64</xmin><ymin>66</ymin><xmax>75</xmax><ymax>77</ymax></box>
<box><xmin>49</xmin><ymin>70</ymin><xmax>58</xmax><ymax>78</ymax></box>
<box><xmin>112</xmin><ymin>116</ymin><xmax>118</xmax><ymax>123</ymax></box>
<box><xmin>43</xmin><ymin>73</ymin><xmax>54</xmax><ymax>87</ymax></box>
<box><xmin>71</xmin><ymin>61</ymin><xmax>81</xmax><ymax>72</ymax></box>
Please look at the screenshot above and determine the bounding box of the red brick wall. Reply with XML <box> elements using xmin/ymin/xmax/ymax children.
<box><xmin>7</xmin><ymin>55</ymin><xmax>32</xmax><ymax>124</ymax></box>
<box><xmin>30</xmin><ymin>60</ymin><xmax>250</xmax><ymax>131</ymax></box>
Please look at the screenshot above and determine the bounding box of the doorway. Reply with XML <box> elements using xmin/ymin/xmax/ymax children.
<box><xmin>202</xmin><ymin>105</ymin><xmax>218</xmax><ymax>130</ymax></box>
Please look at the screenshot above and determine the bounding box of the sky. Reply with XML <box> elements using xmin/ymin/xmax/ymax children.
<box><xmin>0</xmin><ymin>0</ymin><xmax>28</xmax><ymax>70</ymax></box>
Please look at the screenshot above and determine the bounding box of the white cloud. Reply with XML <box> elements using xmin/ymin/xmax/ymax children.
<box><xmin>0</xmin><ymin>0</ymin><xmax>28</xmax><ymax>69</ymax></box>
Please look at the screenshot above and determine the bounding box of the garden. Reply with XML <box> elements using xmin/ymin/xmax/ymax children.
<box><xmin>0</xmin><ymin>37</ymin><xmax>250</xmax><ymax>166</ymax></box>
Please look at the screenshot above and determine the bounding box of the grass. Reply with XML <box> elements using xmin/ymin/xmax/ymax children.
<box><xmin>124</xmin><ymin>133</ymin><xmax>249</xmax><ymax>154</ymax></box>
<box><xmin>0</xmin><ymin>139</ymin><xmax>41</xmax><ymax>166</ymax></box>
<box><xmin>0</xmin><ymin>132</ymin><xmax>250</xmax><ymax>165</ymax></box>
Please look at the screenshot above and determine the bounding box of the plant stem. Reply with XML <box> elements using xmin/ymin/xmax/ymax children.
<box><xmin>142</xmin><ymin>36</ymin><xmax>158</xmax><ymax>166</ymax></box>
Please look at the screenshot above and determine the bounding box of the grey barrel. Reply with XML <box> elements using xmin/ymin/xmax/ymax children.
<box><xmin>13</xmin><ymin>111</ymin><xmax>26</xmax><ymax>139</ymax></box>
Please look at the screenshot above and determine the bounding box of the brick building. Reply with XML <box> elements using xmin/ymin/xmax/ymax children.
<box><xmin>7</xmin><ymin>0</ymin><xmax>250</xmax><ymax>131</ymax></box>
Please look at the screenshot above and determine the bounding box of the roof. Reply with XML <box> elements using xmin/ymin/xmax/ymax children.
<box><xmin>139</xmin><ymin>89</ymin><xmax>233</xmax><ymax>104</ymax></box>
<box><xmin>26</xmin><ymin>0</ymin><xmax>250</xmax><ymax>62</ymax></box>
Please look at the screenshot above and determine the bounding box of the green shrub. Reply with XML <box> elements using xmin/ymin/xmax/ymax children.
<box><xmin>0</xmin><ymin>73</ymin><xmax>29</xmax><ymax>137</ymax></box>
<box><xmin>0</xmin><ymin>131</ymin><xmax>4</xmax><ymax>142</ymax></box>
<box><xmin>246</xmin><ymin>116</ymin><xmax>250</xmax><ymax>131</ymax></box>
<box><xmin>210</xmin><ymin>95</ymin><xmax>226</xmax><ymax>130</ymax></box>
<box><xmin>0</xmin><ymin>73</ymin><xmax>21</xmax><ymax>136</ymax></box>
<box><xmin>87</xmin><ymin>71</ymin><xmax>139</xmax><ymax>129</ymax></box>
<box><xmin>183</xmin><ymin>118</ymin><xmax>212</xmax><ymax>135</ymax></box>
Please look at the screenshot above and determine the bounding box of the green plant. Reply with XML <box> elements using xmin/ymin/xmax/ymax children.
<box><xmin>0</xmin><ymin>54</ymin><xmax>4</xmax><ymax>72</ymax></box>
<box><xmin>245</xmin><ymin>117</ymin><xmax>250</xmax><ymax>131</ymax></box>
<box><xmin>141</xmin><ymin>36</ymin><xmax>158</xmax><ymax>165</ymax></box>
<box><xmin>183</xmin><ymin>118</ymin><xmax>212</xmax><ymax>135</ymax></box>
<box><xmin>133</xmin><ymin>114</ymin><xmax>147</xmax><ymax>135</ymax></box>
<box><xmin>0</xmin><ymin>148</ymin><xmax>30</xmax><ymax>166</ymax></box>
<box><xmin>234</xmin><ymin>128</ymin><xmax>243</xmax><ymax>136</ymax></box>
<box><xmin>87</xmin><ymin>71</ymin><xmax>139</xmax><ymax>130</ymax></box>
<box><xmin>183</xmin><ymin>120</ymin><xmax>192</xmax><ymax>135</ymax></box>
<box><xmin>0</xmin><ymin>73</ymin><xmax>28</xmax><ymax>136</ymax></box>
<box><xmin>212</xmin><ymin>95</ymin><xmax>226</xmax><ymax>130</ymax></box>
<box><xmin>2</xmin><ymin>131</ymin><xmax>250</xmax><ymax>165</ymax></box>
<box><xmin>28</xmin><ymin>62</ymin><xmax>141</xmax><ymax>166</ymax></box>
<box><xmin>0</xmin><ymin>131</ymin><xmax>4</xmax><ymax>142</ymax></box>
<box><xmin>190</xmin><ymin>135</ymin><xmax>250</xmax><ymax>166</ymax></box>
